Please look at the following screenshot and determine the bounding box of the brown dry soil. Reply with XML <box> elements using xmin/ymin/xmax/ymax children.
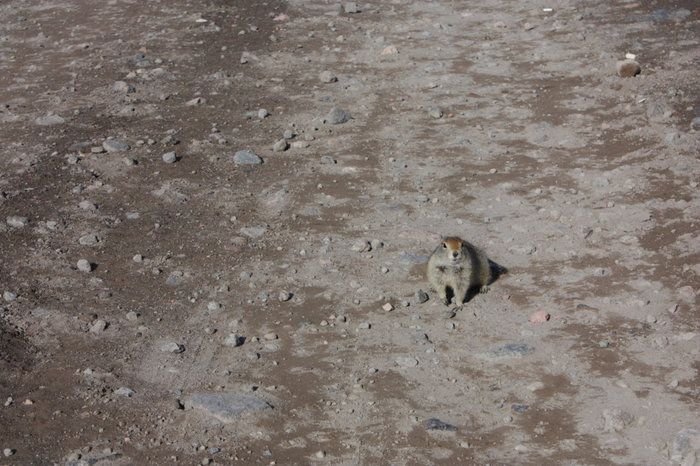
<box><xmin>1</xmin><ymin>0</ymin><xmax>698</xmax><ymax>465</ymax></box>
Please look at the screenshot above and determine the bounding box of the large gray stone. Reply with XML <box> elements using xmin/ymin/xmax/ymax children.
<box><xmin>234</xmin><ymin>150</ymin><xmax>263</xmax><ymax>165</ymax></box>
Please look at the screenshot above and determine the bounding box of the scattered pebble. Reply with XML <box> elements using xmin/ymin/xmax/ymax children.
<box><xmin>327</xmin><ymin>107</ymin><xmax>352</xmax><ymax>124</ymax></box>
<box><xmin>351</xmin><ymin>240</ymin><xmax>372</xmax><ymax>252</ymax></box>
<box><xmin>89</xmin><ymin>319</ymin><xmax>108</xmax><ymax>333</ymax></box>
<box><xmin>126</xmin><ymin>311</ymin><xmax>139</xmax><ymax>321</ymax></box>
<box><xmin>161</xmin><ymin>342</ymin><xmax>185</xmax><ymax>353</ymax></box>
<box><xmin>3</xmin><ymin>292</ymin><xmax>18</xmax><ymax>302</ymax></box>
<box><xmin>425</xmin><ymin>418</ymin><xmax>457</xmax><ymax>431</ymax></box>
<box><xmin>102</xmin><ymin>140</ymin><xmax>130</xmax><ymax>152</ymax></box>
<box><xmin>381</xmin><ymin>45</ymin><xmax>399</xmax><ymax>55</ymax></box>
<box><xmin>162</xmin><ymin>151</ymin><xmax>178</xmax><ymax>163</ymax></box>
<box><xmin>530</xmin><ymin>310</ymin><xmax>550</xmax><ymax>323</ymax></box>
<box><xmin>319</xmin><ymin>70</ymin><xmax>337</xmax><ymax>83</ymax></box>
<box><xmin>6</xmin><ymin>216</ymin><xmax>28</xmax><ymax>228</ymax></box>
<box><xmin>382</xmin><ymin>303</ymin><xmax>394</xmax><ymax>312</ymax></box>
<box><xmin>414</xmin><ymin>289</ymin><xmax>429</xmax><ymax>304</ymax></box>
<box><xmin>35</xmin><ymin>114</ymin><xmax>65</xmax><ymax>126</ymax></box>
<box><xmin>185</xmin><ymin>97</ymin><xmax>205</xmax><ymax>106</ymax></box>
<box><xmin>207</xmin><ymin>301</ymin><xmax>222</xmax><ymax>311</ymax></box>
<box><xmin>344</xmin><ymin>2</ymin><xmax>359</xmax><ymax>14</ymax></box>
<box><xmin>79</xmin><ymin>234</ymin><xmax>99</xmax><ymax>246</ymax></box>
<box><xmin>395</xmin><ymin>356</ymin><xmax>419</xmax><ymax>367</ymax></box>
<box><xmin>77</xmin><ymin>259</ymin><xmax>93</xmax><ymax>272</ymax></box>
<box><xmin>263</xmin><ymin>333</ymin><xmax>278</xmax><ymax>341</ymax></box>
<box><xmin>273</xmin><ymin>139</ymin><xmax>289</xmax><ymax>152</ymax></box>
<box><xmin>114</xmin><ymin>387</ymin><xmax>135</xmax><ymax>397</ymax></box>
<box><xmin>278</xmin><ymin>291</ymin><xmax>292</xmax><ymax>302</ymax></box>
<box><xmin>3</xmin><ymin>448</ymin><xmax>15</xmax><ymax>457</ymax></box>
<box><xmin>258</xmin><ymin>109</ymin><xmax>269</xmax><ymax>119</ymax></box>
<box><xmin>225</xmin><ymin>334</ymin><xmax>245</xmax><ymax>347</ymax></box>
<box><xmin>79</xmin><ymin>200</ymin><xmax>98</xmax><ymax>211</ymax></box>
<box><xmin>429</xmin><ymin>108</ymin><xmax>443</xmax><ymax>119</ymax></box>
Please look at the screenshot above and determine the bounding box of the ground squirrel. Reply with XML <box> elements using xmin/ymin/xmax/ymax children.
<box><xmin>426</xmin><ymin>236</ymin><xmax>504</xmax><ymax>306</ymax></box>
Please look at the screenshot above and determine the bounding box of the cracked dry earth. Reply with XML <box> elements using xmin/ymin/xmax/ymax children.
<box><xmin>1</xmin><ymin>0</ymin><xmax>699</xmax><ymax>464</ymax></box>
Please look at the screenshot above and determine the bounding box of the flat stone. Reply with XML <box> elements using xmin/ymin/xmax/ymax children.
<box><xmin>160</xmin><ymin>342</ymin><xmax>185</xmax><ymax>353</ymax></box>
<box><xmin>603</xmin><ymin>408</ymin><xmax>634</xmax><ymax>432</ymax></box>
<box><xmin>114</xmin><ymin>387</ymin><xmax>135</xmax><ymax>397</ymax></box>
<box><xmin>78</xmin><ymin>234</ymin><xmax>99</xmax><ymax>246</ymax></box>
<box><xmin>102</xmin><ymin>140</ymin><xmax>130</xmax><ymax>152</ymax></box>
<box><xmin>186</xmin><ymin>393</ymin><xmax>271</xmax><ymax>423</ymax></box>
<box><xmin>426</xmin><ymin>418</ymin><xmax>457</xmax><ymax>431</ymax></box>
<box><xmin>234</xmin><ymin>150</ymin><xmax>263</xmax><ymax>165</ymax></box>
<box><xmin>240</xmin><ymin>227</ymin><xmax>266</xmax><ymax>238</ymax></box>
<box><xmin>35</xmin><ymin>114</ymin><xmax>65</xmax><ymax>125</ymax></box>
<box><xmin>395</xmin><ymin>356</ymin><xmax>419</xmax><ymax>367</ymax></box>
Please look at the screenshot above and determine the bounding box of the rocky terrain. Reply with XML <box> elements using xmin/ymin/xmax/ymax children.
<box><xmin>0</xmin><ymin>0</ymin><xmax>698</xmax><ymax>464</ymax></box>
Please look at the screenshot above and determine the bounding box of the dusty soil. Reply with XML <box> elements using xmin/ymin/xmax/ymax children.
<box><xmin>1</xmin><ymin>0</ymin><xmax>698</xmax><ymax>464</ymax></box>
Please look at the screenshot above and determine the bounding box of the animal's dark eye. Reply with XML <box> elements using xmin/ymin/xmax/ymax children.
<box><xmin>442</xmin><ymin>242</ymin><xmax>447</xmax><ymax>248</ymax></box>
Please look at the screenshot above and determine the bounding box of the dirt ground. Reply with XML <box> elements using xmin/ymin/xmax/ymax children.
<box><xmin>0</xmin><ymin>0</ymin><xmax>698</xmax><ymax>464</ymax></box>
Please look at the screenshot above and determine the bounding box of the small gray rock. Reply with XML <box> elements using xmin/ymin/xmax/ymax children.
<box><xmin>89</xmin><ymin>319</ymin><xmax>108</xmax><ymax>333</ymax></box>
<box><xmin>426</xmin><ymin>418</ymin><xmax>457</xmax><ymax>431</ymax></box>
<box><xmin>207</xmin><ymin>301</ymin><xmax>222</xmax><ymax>311</ymax></box>
<box><xmin>77</xmin><ymin>259</ymin><xmax>92</xmax><ymax>272</ymax></box>
<box><xmin>35</xmin><ymin>114</ymin><xmax>65</xmax><ymax>126</ymax></box>
<box><xmin>429</xmin><ymin>107</ymin><xmax>443</xmax><ymax>119</ymax></box>
<box><xmin>6</xmin><ymin>216</ymin><xmax>28</xmax><ymax>228</ymax></box>
<box><xmin>273</xmin><ymin>139</ymin><xmax>289</xmax><ymax>152</ymax></box>
<box><xmin>186</xmin><ymin>393</ymin><xmax>271</xmax><ymax>423</ymax></box>
<box><xmin>395</xmin><ymin>356</ymin><xmax>419</xmax><ymax>367</ymax></box>
<box><xmin>102</xmin><ymin>140</ymin><xmax>130</xmax><ymax>152</ymax></box>
<box><xmin>327</xmin><ymin>107</ymin><xmax>352</xmax><ymax>124</ymax></box>
<box><xmin>511</xmin><ymin>404</ymin><xmax>530</xmax><ymax>413</ymax></box>
<box><xmin>344</xmin><ymin>2</ymin><xmax>359</xmax><ymax>13</ymax></box>
<box><xmin>234</xmin><ymin>150</ymin><xmax>263</xmax><ymax>165</ymax></box>
<box><xmin>78</xmin><ymin>234</ymin><xmax>99</xmax><ymax>246</ymax></box>
<box><xmin>225</xmin><ymin>333</ymin><xmax>245</xmax><ymax>347</ymax></box>
<box><xmin>3</xmin><ymin>291</ymin><xmax>18</xmax><ymax>302</ymax></box>
<box><xmin>112</xmin><ymin>81</ymin><xmax>136</xmax><ymax>93</ymax></box>
<box><xmin>415</xmin><ymin>290</ymin><xmax>429</xmax><ymax>304</ymax></box>
<box><xmin>162</xmin><ymin>151</ymin><xmax>178</xmax><ymax>163</ymax></box>
<box><xmin>258</xmin><ymin>109</ymin><xmax>269</xmax><ymax>119</ymax></box>
<box><xmin>114</xmin><ymin>387</ymin><xmax>135</xmax><ymax>397</ymax></box>
<box><xmin>161</xmin><ymin>342</ymin><xmax>185</xmax><ymax>353</ymax></box>
<box><xmin>319</xmin><ymin>70</ymin><xmax>337</xmax><ymax>83</ymax></box>
<box><xmin>320</xmin><ymin>156</ymin><xmax>336</xmax><ymax>164</ymax></box>
<box><xmin>240</xmin><ymin>227</ymin><xmax>267</xmax><ymax>238</ymax></box>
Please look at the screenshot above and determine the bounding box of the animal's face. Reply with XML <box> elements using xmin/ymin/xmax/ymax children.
<box><xmin>442</xmin><ymin>237</ymin><xmax>463</xmax><ymax>262</ymax></box>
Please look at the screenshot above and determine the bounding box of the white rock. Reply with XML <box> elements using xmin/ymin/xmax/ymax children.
<box><xmin>77</xmin><ymin>259</ymin><xmax>92</xmax><ymax>272</ymax></box>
